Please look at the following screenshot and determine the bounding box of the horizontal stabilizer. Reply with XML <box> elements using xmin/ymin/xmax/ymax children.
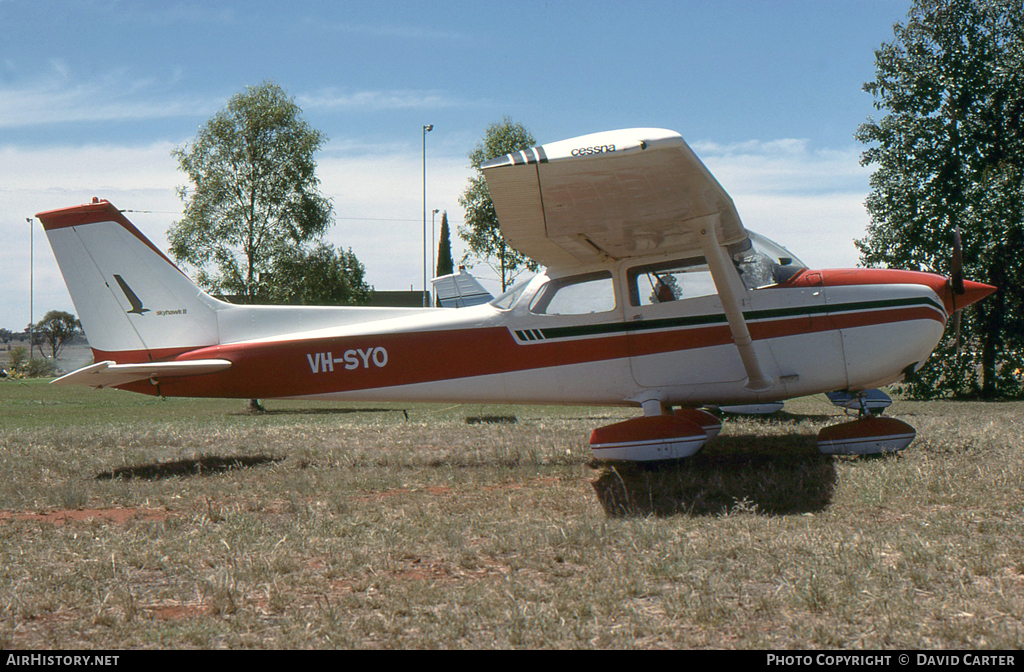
<box><xmin>51</xmin><ymin>359</ymin><xmax>233</xmax><ymax>389</ymax></box>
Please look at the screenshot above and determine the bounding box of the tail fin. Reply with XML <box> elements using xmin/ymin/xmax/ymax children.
<box><xmin>36</xmin><ymin>199</ymin><xmax>221</xmax><ymax>360</ymax></box>
<box><xmin>431</xmin><ymin>267</ymin><xmax>494</xmax><ymax>308</ymax></box>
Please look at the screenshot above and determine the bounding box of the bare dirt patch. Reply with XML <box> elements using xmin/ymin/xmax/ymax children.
<box><xmin>0</xmin><ymin>507</ymin><xmax>170</xmax><ymax>526</ymax></box>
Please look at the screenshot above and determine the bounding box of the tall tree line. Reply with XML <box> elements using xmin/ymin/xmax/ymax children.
<box><xmin>857</xmin><ymin>0</ymin><xmax>1024</xmax><ymax>398</ymax></box>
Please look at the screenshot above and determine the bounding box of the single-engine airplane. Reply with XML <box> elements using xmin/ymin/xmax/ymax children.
<box><xmin>38</xmin><ymin>128</ymin><xmax>994</xmax><ymax>461</ymax></box>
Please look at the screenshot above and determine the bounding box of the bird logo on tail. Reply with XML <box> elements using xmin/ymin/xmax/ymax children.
<box><xmin>113</xmin><ymin>274</ymin><xmax>150</xmax><ymax>315</ymax></box>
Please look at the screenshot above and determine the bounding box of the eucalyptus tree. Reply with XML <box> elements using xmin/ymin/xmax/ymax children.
<box><xmin>169</xmin><ymin>81</ymin><xmax>334</xmax><ymax>304</ymax></box>
<box><xmin>459</xmin><ymin>117</ymin><xmax>539</xmax><ymax>291</ymax></box>
<box><xmin>34</xmin><ymin>310</ymin><xmax>80</xmax><ymax>359</ymax></box>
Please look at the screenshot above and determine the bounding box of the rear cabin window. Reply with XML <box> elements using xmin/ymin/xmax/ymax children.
<box><xmin>529</xmin><ymin>271</ymin><xmax>616</xmax><ymax>315</ymax></box>
<box><xmin>628</xmin><ymin>258</ymin><xmax>717</xmax><ymax>307</ymax></box>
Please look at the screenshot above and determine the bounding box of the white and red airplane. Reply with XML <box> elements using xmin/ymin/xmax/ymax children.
<box><xmin>37</xmin><ymin>128</ymin><xmax>994</xmax><ymax>461</ymax></box>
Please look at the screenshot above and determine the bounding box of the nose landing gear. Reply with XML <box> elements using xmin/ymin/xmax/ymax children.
<box><xmin>818</xmin><ymin>389</ymin><xmax>915</xmax><ymax>455</ymax></box>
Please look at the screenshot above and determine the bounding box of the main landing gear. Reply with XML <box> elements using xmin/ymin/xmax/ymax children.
<box><xmin>817</xmin><ymin>389</ymin><xmax>916</xmax><ymax>455</ymax></box>
<box><xmin>588</xmin><ymin>407</ymin><xmax>720</xmax><ymax>462</ymax></box>
<box><xmin>588</xmin><ymin>388</ymin><xmax>916</xmax><ymax>462</ymax></box>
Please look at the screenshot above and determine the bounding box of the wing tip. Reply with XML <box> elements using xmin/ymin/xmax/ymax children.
<box><xmin>480</xmin><ymin>147</ymin><xmax>548</xmax><ymax>171</ymax></box>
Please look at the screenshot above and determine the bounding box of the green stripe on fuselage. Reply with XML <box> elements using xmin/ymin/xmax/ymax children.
<box><xmin>522</xmin><ymin>296</ymin><xmax>944</xmax><ymax>342</ymax></box>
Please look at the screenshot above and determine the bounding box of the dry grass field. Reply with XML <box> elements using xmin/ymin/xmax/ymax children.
<box><xmin>1</xmin><ymin>377</ymin><xmax>1023</xmax><ymax>649</ymax></box>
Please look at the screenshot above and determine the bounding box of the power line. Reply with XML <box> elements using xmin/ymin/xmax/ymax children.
<box><xmin>338</xmin><ymin>216</ymin><xmax>463</xmax><ymax>224</ymax></box>
<box><xmin>119</xmin><ymin>211</ymin><xmax>462</xmax><ymax>224</ymax></box>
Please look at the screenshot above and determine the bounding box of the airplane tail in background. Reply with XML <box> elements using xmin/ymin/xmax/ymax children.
<box><xmin>432</xmin><ymin>267</ymin><xmax>494</xmax><ymax>308</ymax></box>
<box><xmin>36</xmin><ymin>199</ymin><xmax>222</xmax><ymax>361</ymax></box>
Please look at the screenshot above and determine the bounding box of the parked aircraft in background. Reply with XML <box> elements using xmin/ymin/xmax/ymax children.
<box><xmin>432</xmin><ymin>267</ymin><xmax>494</xmax><ymax>308</ymax></box>
<box><xmin>38</xmin><ymin>128</ymin><xmax>994</xmax><ymax>461</ymax></box>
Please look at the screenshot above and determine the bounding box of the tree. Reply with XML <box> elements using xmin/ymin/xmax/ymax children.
<box><xmin>434</xmin><ymin>210</ymin><xmax>455</xmax><ymax>307</ymax></box>
<box><xmin>267</xmin><ymin>243</ymin><xmax>372</xmax><ymax>306</ymax></box>
<box><xmin>34</xmin><ymin>310</ymin><xmax>81</xmax><ymax>359</ymax></box>
<box><xmin>436</xmin><ymin>210</ymin><xmax>454</xmax><ymax>278</ymax></box>
<box><xmin>169</xmin><ymin>81</ymin><xmax>334</xmax><ymax>303</ymax></box>
<box><xmin>856</xmin><ymin>0</ymin><xmax>1024</xmax><ymax>398</ymax></box>
<box><xmin>459</xmin><ymin>117</ymin><xmax>540</xmax><ymax>291</ymax></box>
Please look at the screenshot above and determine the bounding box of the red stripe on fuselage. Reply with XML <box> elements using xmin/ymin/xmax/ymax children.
<box><xmin>114</xmin><ymin>302</ymin><xmax>944</xmax><ymax>399</ymax></box>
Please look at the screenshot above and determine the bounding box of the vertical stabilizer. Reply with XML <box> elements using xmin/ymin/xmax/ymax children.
<box><xmin>36</xmin><ymin>200</ymin><xmax>221</xmax><ymax>359</ymax></box>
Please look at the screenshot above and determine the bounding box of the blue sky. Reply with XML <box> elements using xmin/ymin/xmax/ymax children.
<box><xmin>0</xmin><ymin>0</ymin><xmax>912</xmax><ymax>331</ymax></box>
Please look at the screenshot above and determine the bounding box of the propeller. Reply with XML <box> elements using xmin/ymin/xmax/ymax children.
<box><xmin>950</xmin><ymin>226</ymin><xmax>966</xmax><ymax>351</ymax></box>
<box><xmin>951</xmin><ymin>226</ymin><xmax>965</xmax><ymax>296</ymax></box>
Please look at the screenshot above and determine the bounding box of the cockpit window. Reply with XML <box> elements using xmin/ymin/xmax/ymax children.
<box><xmin>733</xmin><ymin>232</ymin><xmax>807</xmax><ymax>290</ymax></box>
<box><xmin>627</xmin><ymin>232</ymin><xmax>807</xmax><ymax>303</ymax></box>
<box><xmin>529</xmin><ymin>271</ymin><xmax>616</xmax><ymax>315</ymax></box>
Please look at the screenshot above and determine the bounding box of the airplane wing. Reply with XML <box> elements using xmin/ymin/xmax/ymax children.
<box><xmin>52</xmin><ymin>359</ymin><xmax>233</xmax><ymax>389</ymax></box>
<box><xmin>480</xmin><ymin>128</ymin><xmax>749</xmax><ymax>273</ymax></box>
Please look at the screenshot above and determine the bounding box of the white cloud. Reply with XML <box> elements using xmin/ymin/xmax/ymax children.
<box><xmin>696</xmin><ymin>139</ymin><xmax>869</xmax><ymax>194</ymax></box>
<box><xmin>0</xmin><ymin>67</ymin><xmax>219</xmax><ymax>128</ymax></box>
<box><xmin>696</xmin><ymin>139</ymin><xmax>871</xmax><ymax>268</ymax></box>
<box><xmin>300</xmin><ymin>18</ymin><xmax>475</xmax><ymax>43</ymax></box>
<box><xmin>297</xmin><ymin>89</ymin><xmax>459</xmax><ymax>112</ymax></box>
<box><xmin>0</xmin><ymin>65</ymin><xmax>470</xmax><ymax>129</ymax></box>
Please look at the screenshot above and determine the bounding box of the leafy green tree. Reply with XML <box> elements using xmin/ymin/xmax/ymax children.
<box><xmin>169</xmin><ymin>81</ymin><xmax>334</xmax><ymax>303</ymax></box>
<box><xmin>856</xmin><ymin>0</ymin><xmax>1024</xmax><ymax>398</ymax></box>
<box><xmin>267</xmin><ymin>243</ymin><xmax>372</xmax><ymax>306</ymax></box>
<box><xmin>436</xmin><ymin>210</ymin><xmax>454</xmax><ymax>278</ymax></box>
<box><xmin>459</xmin><ymin>117</ymin><xmax>539</xmax><ymax>291</ymax></box>
<box><xmin>33</xmin><ymin>310</ymin><xmax>81</xmax><ymax>359</ymax></box>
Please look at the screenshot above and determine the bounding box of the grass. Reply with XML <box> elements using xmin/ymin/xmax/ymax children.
<box><xmin>1</xmin><ymin>378</ymin><xmax>1023</xmax><ymax>648</ymax></box>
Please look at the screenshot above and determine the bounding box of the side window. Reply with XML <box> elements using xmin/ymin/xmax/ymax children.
<box><xmin>529</xmin><ymin>272</ymin><xmax>616</xmax><ymax>315</ymax></box>
<box><xmin>628</xmin><ymin>258</ymin><xmax>717</xmax><ymax>307</ymax></box>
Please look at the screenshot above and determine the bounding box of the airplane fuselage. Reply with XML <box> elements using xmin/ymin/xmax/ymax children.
<box><xmin>107</xmin><ymin>262</ymin><xmax>954</xmax><ymax>409</ymax></box>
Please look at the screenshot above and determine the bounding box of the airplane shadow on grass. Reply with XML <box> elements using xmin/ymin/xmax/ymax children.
<box><xmin>591</xmin><ymin>432</ymin><xmax>838</xmax><ymax>518</ymax></box>
<box><xmin>231</xmin><ymin>407</ymin><xmax>403</xmax><ymax>417</ymax></box>
<box><xmin>95</xmin><ymin>454</ymin><xmax>284</xmax><ymax>480</ymax></box>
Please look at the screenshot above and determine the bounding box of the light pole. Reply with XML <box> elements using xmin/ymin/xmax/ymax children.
<box><xmin>26</xmin><ymin>217</ymin><xmax>33</xmax><ymax>359</ymax></box>
<box><xmin>422</xmin><ymin>124</ymin><xmax>433</xmax><ymax>307</ymax></box>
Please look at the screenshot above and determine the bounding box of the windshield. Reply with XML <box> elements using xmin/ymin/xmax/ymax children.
<box><xmin>489</xmin><ymin>279</ymin><xmax>532</xmax><ymax>310</ymax></box>
<box><xmin>733</xmin><ymin>231</ymin><xmax>807</xmax><ymax>290</ymax></box>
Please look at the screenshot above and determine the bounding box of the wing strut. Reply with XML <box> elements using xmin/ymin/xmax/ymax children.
<box><xmin>697</xmin><ymin>217</ymin><xmax>773</xmax><ymax>392</ymax></box>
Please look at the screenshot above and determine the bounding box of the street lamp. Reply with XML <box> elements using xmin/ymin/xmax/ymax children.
<box><xmin>422</xmin><ymin>124</ymin><xmax>433</xmax><ymax>307</ymax></box>
<box><xmin>26</xmin><ymin>217</ymin><xmax>34</xmax><ymax>359</ymax></box>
